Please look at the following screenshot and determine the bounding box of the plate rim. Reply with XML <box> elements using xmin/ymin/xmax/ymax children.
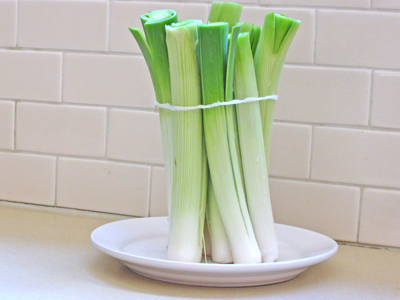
<box><xmin>91</xmin><ymin>217</ymin><xmax>338</xmax><ymax>274</ymax></box>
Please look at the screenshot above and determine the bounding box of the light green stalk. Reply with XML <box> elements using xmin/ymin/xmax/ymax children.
<box><xmin>254</xmin><ymin>13</ymin><xmax>300</xmax><ymax>170</ymax></box>
<box><xmin>165</xmin><ymin>19</ymin><xmax>207</xmax><ymax>262</ymax></box>
<box><xmin>206</xmin><ymin>179</ymin><xmax>233</xmax><ymax>263</ymax></box>
<box><xmin>208</xmin><ymin>1</ymin><xmax>243</xmax><ymax>32</ymax></box>
<box><xmin>199</xmin><ymin>22</ymin><xmax>261</xmax><ymax>264</ymax></box>
<box><xmin>234</xmin><ymin>32</ymin><xmax>278</xmax><ymax>262</ymax></box>
<box><xmin>129</xmin><ymin>9</ymin><xmax>177</xmax><ymax>218</ymax></box>
<box><xmin>205</xmin><ymin>24</ymin><xmax>243</xmax><ymax>263</ymax></box>
<box><xmin>205</xmin><ymin>1</ymin><xmax>247</xmax><ymax>264</ymax></box>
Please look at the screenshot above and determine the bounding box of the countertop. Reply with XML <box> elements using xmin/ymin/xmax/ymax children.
<box><xmin>1</xmin><ymin>201</ymin><xmax>399</xmax><ymax>300</ymax></box>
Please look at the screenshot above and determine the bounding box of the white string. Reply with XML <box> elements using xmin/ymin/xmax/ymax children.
<box><xmin>155</xmin><ymin>95</ymin><xmax>278</xmax><ymax>111</ymax></box>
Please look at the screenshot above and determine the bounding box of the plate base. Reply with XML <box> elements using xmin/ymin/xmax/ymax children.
<box><xmin>91</xmin><ymin>217</ymin><xmax>338</xmax><ymax>287</ymax></box>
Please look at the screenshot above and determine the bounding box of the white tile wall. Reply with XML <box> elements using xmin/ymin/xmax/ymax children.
<box><xmin>372</xmin><ymin>0</ymin><xmax>400</xmax><ymax>9</ymax></box>
<box><xmin>316</xmin><ymin>10</ymin><xmax>400</xmax><ymax>69</ymax></box>
<box><xmin>276</xmin><ymin>66</ymin><xmax>371</xmax><ymax>125</ymax></box>
<box><xmin>0</xmin><ymin>50</ymin><xmax>62</xmax><ymax>102</ymax></box>
<box><xmin>269</xmin><ymin>123</ymin><xmax>312</xmax><ymax>179</ymax></box>
<box><xmin>57</xmin><ymin>158</ymin><xmax>150</xmax><ymax>216</ymax></box>
<box><xmin>16</xmin><ymin>103</ymin><xmax>106</xmax><ymax>157</ymax></box>
<box><xmin>107</xmin><ymin>109</ymin><xmax>164</xmax><ymax>164</ymax></box>
<box><xmin>371</xmin><ymin>71</ymin><xmax>400</xmax><ymax>129</ymax></box>
<box><xmin>1</xmin><ymin>0</ymin><xmax>400</xmax><ymax>249</ymax></box>
<box><xmin>0</xmin><ymin>0</ymin><xmax>17</xmax><ymax>47</ymax></box>
<box><xmin>63</xmin><ymin>53</ymin><xmax>154</xmax><ymax>108</ymax></box>
<box><xmin>312</xmin><ymin>127</ymin><xmax>400</xmax><ymax>188</ymax></box>
<box><xmin>0</xmin><ymin>101</ymin><xmax>15</xmax><ymax>150</ymax></box>
<box><xmin>0</xmin><ymin>152</ymin><xmax>56</xmax><ymax>205</ymax></box>
<box><xmin>260</xmin><ymin>0</ymin><xmax>370</xmax><ymax>8</ymax></box>
<box><xmin>270</xmin><ymin>179</ymin><xmax>360</xmax><ymax>241</ymax></box>
<box><xmin>149</xmin><ymin>167</ymin><xmax>168</xmax><ymax>217</ymax></box>
<box><xmin>18</xmin><ymin>0</ymin><xmax>109</xmax><ymax>51</ymax></box>
<box><xmin>359</xmin><ymin>188</ymin><xmax>400</xmax><ymax>247</ymax></box>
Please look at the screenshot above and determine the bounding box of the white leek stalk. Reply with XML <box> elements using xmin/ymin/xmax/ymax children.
<box><xmin>129</xmin><ymin>10</ymin><xmax>178</xmax><ymax>218</ymax></box>
<box><xmin>205</xmin><ymin>2</ymin><xmax>245</xmax><ymax>265</ymax></box>
<box><xmin>199</xmin><ymin>22</ymin><xmax>261</xmax><ymax>264</ymax></box>
<box><xmin>234</xmin><ymin>32</ymin><xmax>278</xmax><ymax>262</ymax></box>
<box><xmin>165</xmin><ymin>20</ymin><xmax>207</xmax><ymax>262</ymax></box>
<box><xmin>206</xmin><ymin>179</ymin><xmax>233</xmax><ymax>263</ymax></box>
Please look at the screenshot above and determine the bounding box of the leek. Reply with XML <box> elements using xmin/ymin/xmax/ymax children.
<box><xmin>208</xmin><ymin>1</ymin><xmax>243</xmax><ymax>32</ymax></box>
<box><xmin>129</xmin><ymin>10</ymin><xmax>177</xmax><ymax>219</ymax></box>
<box><xmin>165</xmin><ymin>20</ymin><xmax>207</xmax><ymax>262</ymax></box>
<box><xmin>254</xmin><ymin>13</ymin><xmax>301</xmax><ymax>169</ymax></box>
<box><xmin>233</xmin><ymin>32</ymin><xmax>278</xmax><ymax>262</ymax></box>
<box><xmin>199</xmin><ymin>22</ymin><xmax>261</xmax><ymax>264</ymax></box>
<box><xmin>205</xmin><ymin>1</ymin><xmax>247</xmax><ymax>264</ymax></box>
<box><xmin>206</xmin><ymin>179</ymin><xmax>233</xmax><ymax>263</ymax></box>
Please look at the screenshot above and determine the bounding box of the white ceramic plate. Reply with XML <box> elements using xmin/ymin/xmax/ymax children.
<box><xmin>91</xmin><ymin>217</ymin><xmax>338</xmax><ymax>287</ymax></box>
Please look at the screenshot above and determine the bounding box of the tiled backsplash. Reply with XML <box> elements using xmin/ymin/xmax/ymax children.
<box><xmin>1</xmin><ymin>0</ymin><xmax>399</xmax><ymax>248</ymax></box>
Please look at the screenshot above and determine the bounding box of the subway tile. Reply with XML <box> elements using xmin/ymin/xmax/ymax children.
<box><xmin>107</xmin><ymin>109</ymin><xmax>163</xmax><ymax>164</ymax></box>
<box><xmin>269</xmin><ymin>123</ymin><xmax>312</xmax><ymax>179</ymax></box>
<box><xmin>0</xmin><ymin>152</ymin><xmax>55</xmax><ymax>205</ymax></box>
<box><xmin>311</xmin><ymin>127</ymin><xmax>400</xmax><ymax>188</ymax></box>
<box><xmin>18</xmin><ymin>0</ymin><xmax>108</xmax><ymax>51</ymax></box>
<box><xmin>0</xmin><ymin>50</ymin><xmax>61</xmax><ymax>102</ymax></box>
<box><xmin>260</xmin><ymin>0</ymin><xmax>369</xmax><ymax>8</ymax></box>
<box><xmin>150</xmin><ymin>166</ymin><xmax>168</xmax><ymax>217</ymax></box>
<box><xmin>0</xmin><ymin>0</ymin><xmax>17</xmax><ymax>47</ymax></box>
<box><xmin>63</xmin><ymin>53</ymin><xmax>154</xmax><ymax>108</ymax></box>
<box><xmin>109</xmin><ymin>1</ymin><xmax>208</xmax><ymax>53</ymax></box>
<box><xmin>316</xmin><ymin>10</ymin><xmax>400</xmax><ymax>69</ymax></box>
<box><xmin>241</xmin><ymin>7</ymin><xmax>315</xmax><ymax>63</ymax></box>
<box><xmin>270</xmin><ymin>178</ymin><xmax>360</xmax><ymax>242</ymax></box>
<box><xmin>16</xmin><ymin>103</ymin><xmax>106</xmax><ymax>157</ymax></box>
<box><xmin>359</xmin><ymin>188</ymin><xmax>400</xmax><ymax>247</ymax></box>
<box><xmin>371</xmin><ymin>71</ymin><xmax>400</xmax><ymax>129</ymax></box>
<box><xmin>275</xmin><ymin>66</ymin><xmax>371</xmax><ymax>126</ymax></box>
<box><xmin>0</xmin><ymin>101</ymin><xmax>14</xmax><ymax>150</ymax></box>
<box><xmin>57</xmin><ymin>158</ymin><xmax>150</xmax><ymax>216</ymax></box>
<box><xmin>372</xmin><ymin>0</ymin><xmax>400</xmax><ymax>9</ymax></box>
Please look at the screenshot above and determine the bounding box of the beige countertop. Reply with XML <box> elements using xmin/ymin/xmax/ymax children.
<box><xmin>1</xmin><ymin>201</ymin><xmax>399</xmax><ymax>300</ymax></box>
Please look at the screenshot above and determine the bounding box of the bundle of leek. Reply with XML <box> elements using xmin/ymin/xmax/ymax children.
<box><xmin>129</xmin><ymin>1</ymin><xmax>300</xmax><ymax>264</ymax></box>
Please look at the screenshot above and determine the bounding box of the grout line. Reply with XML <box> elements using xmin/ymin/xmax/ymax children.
<box><xmin>54</xmin><ymin>156</ymin><xmax>59</xmax><ymax>207</ymax></box>
<box><xmin>257</xmin><ymin>4</ymin><xmax>400</xmax><ymax>12</ymax></box>
<box><xmin>367</xmin><ymin>70</ymin><xmax>375</xmax><ymax>127</ymax></box>
<box><xmin>15</xmin><ymin>0</ymin><xmax>19</xmax><ymax>47</ymax></box>
<box><xmin>13</xmin><ymin>100</ymin><xmax>18</xmax><ymax>150</ymax></box>
<box><xmin>269</xmin><ymin>175</ymin><xmax>400</xmax><ymax>193</ymax></box>
<box><xmin>313</xmin><ymin>8</ymin><xmax>318</xmax><ymax>65</ymax></box>
<box><xmin>60</xmin><ymin>52</ymin><xmax>64</xmax><ymax>103</ymax></box>
<box><xmin>338</xmin><ymin>241</ymin><xmax>400</xmax><ymax>252</ymax></box>
<box><xmin>8</xmin><ymin>96</ymin><xmax>400</xmax><ymax>134</ymax></box>
<box><xmin>2</xmin><ymin>45</ymin><xmax>400</xmax><ymax>74</ymax></box>
<box><xmin>147</xmin><ymin>166</ymin><xmax>153</xmax><ymax>217</ymax></box>
<box><xmin>104</xmin><ymin>107</ymin><xmax>111</xmax><ymax>158</ymax></box>
<box><xmin>0</xmin><ymin>199</ymin><xmax>134</xmax><ymax>219</ymax></box>
<box><xmin>1</xmin><ymin>197</ymin><xmax>400</xmax><ymax>251</ymax></box>
<box><xmin>106</xmin><ymin>0</ymin><xmax>111</xmax><ymax>52</ymax></box>
<box><xmin>0</xmin><ymin>148</ymin><xmax>165</xmax><ymax>168</ymax></box>
<box><xmin>273</xmin><ymin>120</ymin><xmax>400</xmax><ymax>133</ymax></box>
<box><xmin>285</xmin><ymin>61</ymin><xmax>400</xmax><ymax>73</ymax></box>
<box><xmin>0</xmin><ymin>98</ymin><xmax>157</xmax><ymax>112</ymax></box>
<box><xmin>307</xmin><ymin>125</ymin><xmax>315</xmax><ymax>179</ymax></box>
<box><xmin>356</xmin><ymin>187</ymin><xmax>364</xmax><ymax>243</ymax></box>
